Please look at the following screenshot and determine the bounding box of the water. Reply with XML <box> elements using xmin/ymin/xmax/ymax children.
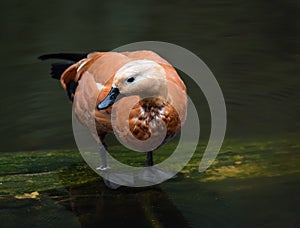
<box><xmin>0</xmin><ymin>0</ymin><xmax>299</xmax><ymax>227</ymax></box>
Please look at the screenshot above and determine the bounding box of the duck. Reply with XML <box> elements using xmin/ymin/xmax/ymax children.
<box><xmin>39</xmin><ymin>51</ymin><xmax>187</xmax><ymax>170</ymax></box>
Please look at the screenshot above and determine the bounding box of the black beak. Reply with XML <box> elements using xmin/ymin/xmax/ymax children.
<box><xmin>97</xmin><ymin>87</ymin><xmax>120</xmax><ymax>110</ymax></box>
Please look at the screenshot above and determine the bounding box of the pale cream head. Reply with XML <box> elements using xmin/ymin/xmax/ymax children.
<box><xmin>113</xmin><ymin>60</ymin><xmax>168</xmax><ymax>98</ymax></box>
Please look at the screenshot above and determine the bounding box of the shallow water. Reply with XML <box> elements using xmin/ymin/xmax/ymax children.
<box><xmin>1</xmin><ymin>140</ymin><xmax>299</xmax><ymax>227</ymax></box>
<box><xmin>1</xmin><ymin>172</ymin><xmax>299</xmax><ymax>227</ymax></box>
<box><xmin>0</xmin><ymin>0</ymin><xmax>299</xmax><ymax>227</ymax></box>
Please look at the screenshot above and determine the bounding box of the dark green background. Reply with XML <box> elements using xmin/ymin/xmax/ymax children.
<box><xmin>0</xmin><ymin>0</ymin><xmax>299</xmax><ymax>152</ymax></box>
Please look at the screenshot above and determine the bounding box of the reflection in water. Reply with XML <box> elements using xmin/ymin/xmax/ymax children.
<box><xmin>50</xmin><ymin>181</ymin><xmax>190</xmax><ymax>227</ymax></box>
<box><xmin>1</xmin><ymin>172</ymin><xmax>298</xmax><ymax>227</ymax></box>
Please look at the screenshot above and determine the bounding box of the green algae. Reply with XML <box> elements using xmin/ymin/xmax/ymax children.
<box><xmin>0</xmin><ymin>138</ymin><xmax>299</xmax><ymax>197</ymax></box>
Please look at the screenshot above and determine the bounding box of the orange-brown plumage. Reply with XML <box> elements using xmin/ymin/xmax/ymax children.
<box><xmin>42</xmin><ymin>50</ymin><xmax>187</xmax><ymax>167</ymax></box>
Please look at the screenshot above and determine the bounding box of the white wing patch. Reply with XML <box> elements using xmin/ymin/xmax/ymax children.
<box><xmin>77</xmin><ymin>60</ymin><xmax>89</xmax><ymax>72</ymax></box>
<box><xmin>96</xmin><ymin>83</ymin><xmax>104</xmax><ymax>90</ymax></box>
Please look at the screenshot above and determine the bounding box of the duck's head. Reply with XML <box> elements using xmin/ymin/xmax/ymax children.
<box><xmin>97</xmin><ymin>60</ymin><xmax>167</xmax><ymax>110</ymax></box>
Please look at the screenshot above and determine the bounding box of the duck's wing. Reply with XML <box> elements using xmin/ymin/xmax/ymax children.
<box><xmin>63</xmin><ymin>52</ymin><xmax>134</xmax><ymax>139</ymax></box>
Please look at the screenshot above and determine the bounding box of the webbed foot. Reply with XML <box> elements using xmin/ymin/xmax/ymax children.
<box><xmin>96</xmin><ymin>165</ymin><xmax>111</xmax><ymax>171</ymax></box>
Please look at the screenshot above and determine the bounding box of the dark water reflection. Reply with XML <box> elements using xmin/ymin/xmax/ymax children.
<box><xmin>54</xmin><ymin>182</ymin><xmax>190</xmax><ymax>227</ymax></box>
<box><xmin>1</xmin><ymin>174</ymin><xmax>298</xmax><ymax>227</ymax></box>
<box><xmin>0</xmin><ymin>0</ymin><xmax>299</xmax><ymax>227</ymax></box>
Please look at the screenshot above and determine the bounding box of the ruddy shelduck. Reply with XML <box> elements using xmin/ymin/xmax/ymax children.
<box><xmin>40</xmin><ymin>51</ymin><xmax>187</xmax><ymax>170</ymax></box>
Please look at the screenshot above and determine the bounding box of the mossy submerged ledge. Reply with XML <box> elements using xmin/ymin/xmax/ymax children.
<box><xmin>0</xmin><ymin>138</ymin><xmax>299</xmax><ymax>197</ymax></box>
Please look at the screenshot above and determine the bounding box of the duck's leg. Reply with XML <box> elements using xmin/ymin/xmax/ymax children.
<box><xmin>97</xmin><ymin>142</ymin><xmax>121</xmax><ymax>189</ymax></box>
<box><xmin>146</xmin><ymin>151</ymin><xmax>154</xmax><ymax>166</ymax></box>
<box><xmin>96</xmin><ymin>141</ymin><xmax>110</xmax><ymax>171</ymax></box>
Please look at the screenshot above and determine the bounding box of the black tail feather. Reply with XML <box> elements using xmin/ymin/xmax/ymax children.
<box><xmin>39</xmin><ymin>52</ymin><xmax>88</xmax><ymax>80</ymax></box>
<box><xmin>39</xmin><ymin>52</ymin><xmax>88</xmax><ymax>101</ymax></box>
<box><xmin>38</xmin><ymin>53</ymin><xmax>88</xmax><ymax>62</ymax></box>
<box><xmin>66</xmin><ymin>81</ymin><xmax>79</xmax><ymax>102</ymax></box>
<box><xmin>50</xmin><ymin>62</ymin><xmax>74</xmax><ymax>80</ymax></box>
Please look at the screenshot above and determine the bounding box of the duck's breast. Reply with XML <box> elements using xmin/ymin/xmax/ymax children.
<box><xmin>112</xmin><ymin>97</ymin><xmax>183</xmax><ymax>151</ymax></box>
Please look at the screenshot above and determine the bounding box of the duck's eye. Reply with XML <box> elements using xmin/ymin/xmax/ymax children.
<box><xmin>126</xmin><ymin>77</ymin><xmax>135</xmax><ymax>83</ymax></box>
